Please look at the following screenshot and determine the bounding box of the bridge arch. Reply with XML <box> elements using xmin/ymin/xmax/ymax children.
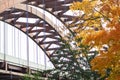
<box><xmin>0</xmin><ymin>0</ymin><xmax>74</xmax><ymax>69</ymax></box>
<box><xmin>0</xmin><ymin>8</ymin><xmax>62</xmax><ymax>67</ymax></box>
<box><xmin>0</xmin><ymin>0</ymin><xmax>79</xmax><ymax>79</ymax></box>
<box><xmin>0</xmin><ymin>0</ymin><xmax>71</xmax><ymax>38</ymax></box>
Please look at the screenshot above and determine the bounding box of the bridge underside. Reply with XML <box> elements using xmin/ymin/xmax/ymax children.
<box><xmin>0</xmin><ymin>61</ymin><xmax>47</xmax><ymax>80</ymax></box>
<box><xmin>0</xmin><ymin>73</ymin><xmax>21</xmax><ymax>80</ymax></box>
<box><xmin>0</xmin><ymin>61</ymin><xmax>27</xmax><ymax>80</ymax></box>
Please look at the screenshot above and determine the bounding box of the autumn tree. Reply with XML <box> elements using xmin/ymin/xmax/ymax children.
<box><xmin>70</xmin><ymin>0</ymin><xmax>120</xmax><ymax>80</ymax></box>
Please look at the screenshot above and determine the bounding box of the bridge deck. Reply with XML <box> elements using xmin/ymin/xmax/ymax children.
<box><xmin>0</xmin><ymin>52</ymin><xmax>52</xmax><ymax>79</ymax></box>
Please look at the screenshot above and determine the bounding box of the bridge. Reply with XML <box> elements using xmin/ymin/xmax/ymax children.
<box><xmin>0</xmin><ymin>0</ymin><xmax>81</xmax><ymax>79</ymax></box>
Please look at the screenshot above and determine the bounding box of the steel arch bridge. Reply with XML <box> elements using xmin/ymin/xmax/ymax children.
<box><xmin>0</xmin><ymin>0</ymin><xmax>81</xmax><ymax>79</ymax></box>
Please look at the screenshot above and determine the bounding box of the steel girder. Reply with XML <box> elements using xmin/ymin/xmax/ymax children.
<box><xmin>23</xmin><ymin>0</ymin><xmax>82</xmax><ymax>25</ymax></box>
<box><xmin>0</xmin><ymin>7</ymin><xmax>62</xmax><ymax>67</ymax></box>
<box><xmin>0</xmin><ymin>0</ymin><xmax>82</xmax><ymax>68</ymax></box>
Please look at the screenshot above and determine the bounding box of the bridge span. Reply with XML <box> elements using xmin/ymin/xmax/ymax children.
<box><xmin>0</xmin><ymin>0</ymin><xmax>76</xmax><ymax>79</ymax></box>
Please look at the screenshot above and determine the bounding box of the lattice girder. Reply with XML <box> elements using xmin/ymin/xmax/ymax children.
<box><xmin>23</xmin><ymin>0</ymin><xmax>75</xmax><ymax>23</ymax></box>
<box><xmin>0</xmin><ymin>8</ymin><xmax>62</xmax><ymax>66</ymax></box>
<box><xmin>0</xmin><ymin>0</ymin><xmax>81</xmax><ymax>68</ymax></box>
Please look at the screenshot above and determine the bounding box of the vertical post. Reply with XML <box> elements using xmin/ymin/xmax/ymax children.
<box><xmin>14</xmin><ymin>26</ymin><xmax>16</xmax><ymax>57</ymax></box>
<box><xmin>42</xmin><ymin>0</ymin><xmax>47</xmax><ymax>70</ymax></box>
<box><xmin>0</xmin><ymin>21</ymin><xmax>1</xmax><ymax>53</ymax></box>
<box><xmin>4</xmin><ymin>22</ymin><xmax>8</xmax><ymax>71</ymax></box>
<box><xmin>19</xmin><ymin>30</ymin><xmax>21</xmax><ymax>66</ymax></box>
<box><xmin>18</xmin><ymin>28</ymin><xmax>20</xmax><ymax>64</ymax></box>
<box><xmin>36</xmin><ymin>40</ymin><xmax>38</xmax><ymax>67</ymax></box>
<box><xmin>35</xmin><ymin>9</ymin><xmax>39</xmax><ymax>68</ymax></box>
<box><xmin>26</xmin><ymin>2</ymin><xmax>30</xmax><ymax>74</ymax></box>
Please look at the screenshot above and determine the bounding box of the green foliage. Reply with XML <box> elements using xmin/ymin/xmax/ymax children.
<box><xmin>22</xmin><ymin>74</ymin><xmax>32</xmax><ymax>80</ymax></box>
<box><xmin>45</xmin><ymin>38</ymin><xmax>101</xmax><ymax>80</ymax></box>
<box><xmin>22</xmin><ymin>71</ymin><xmax>43</xmax><ymax>80</ymax></box>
